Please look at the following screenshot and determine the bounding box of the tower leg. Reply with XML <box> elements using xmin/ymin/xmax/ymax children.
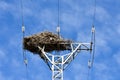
<box><xmin>52</xmin><ymin>56</ymin><xmax>64</xmax><ymax>80</ymax></box>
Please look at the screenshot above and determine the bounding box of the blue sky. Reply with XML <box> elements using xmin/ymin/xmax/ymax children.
<box><xmin>0</xmin><ymin>0</ymin><xmax>120</xmax><ymax>80</ymax></box>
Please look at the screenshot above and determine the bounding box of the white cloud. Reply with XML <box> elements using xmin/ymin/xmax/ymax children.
<box><xmin>0</xmin><ymin>1</ymin><xmax>14</xmax><ymax>12</ymax></box>
<box><xmin>68</xmin><ymin>59</ymin><xmax>90</xmax><ymax>80</ymax></box>
<box><xmin>9</xmin><ymin>33</ymin><xmax>21</xmax><ymax>48</ymax></box>
<box><xmin>0</xmin><ymin>49</ymin><xmax>8</xmax><ymax>67</ymax></box>
<box><xmin>96</xmin><ymin>6</ymin><xmax>111</xmax><ymax>23</ymax></box>
<box><xmin>0</xmin><ymin>0</ymin><xmax>120</xmax><ymax>80</ymax></box>
<box><xmin>61</xmin><ymin>12</ymin><xmax>82</xmax><ymax>29</ymax></box>
<box><xmin>116</xmin><ymin>24</ymin><xmax>120</xmax><ymax>35</ymax></box>
<box><xmin>94</xmin><ymin>63</ymin><xmax>114</xmax><ymax>80</ymax></box>
<box><xmin>0</xmin><ymin>72</ymin><xmax>5</xmax><ymax>80</ymax></box>
<box><xmin>0</xmin><ymin>72</ymin><xmax>13</xmax><ymax>80</ymax></box>
<box><xmin>0</xmin><ymin>50</ymin><xmax>5</xmax><ymax>59</ymax></box>
<box><xmin>75</xmin><ymin>74</ymin><xmax>86</xmax><ymax>80</ymax></box>
<box><xmin>94</xmin><ymin>63</ymin><xmax>108</xmax><ymax>71</ymax></box>
<box><xmin>0</xmin><ymin>1</ymin><xmax>18</xmax><ymax>18</ymax></box>
<box><xmin>0</xmin><ymin>0</ymin><xmax>34</xmax><ymax>20</ymax></box>
<box><xmin>113</xmin><ymin>52</ymin><xmax>120</xmax><ymax>65</ymax></box>
<box><xmin>95</xmin><ymin>32</ymin><xmax>111</xmax><ymax>54</ymax></box>
<box><xmin>0</xmin><ymin>71</ymin><xmax>25</xmax><ymax>80</ymax></box>
<box><xmin>11</xmin><ymin>59</ymin><xmax>21</xmax><ymax>68</ymax></box>
<box><xmin>0</xmin><ymin>1</ymin><xmax>9</xmax><ymax>10</ymax></box>
<box><xmin>38</xmin><ymin>9</ymin><xmax>57</xmax><ymax>27</ymax></box>
<box><xmin>86</xmin><ymin>5</ymin><xmax>111</xmax><ymax>23</ymax></box>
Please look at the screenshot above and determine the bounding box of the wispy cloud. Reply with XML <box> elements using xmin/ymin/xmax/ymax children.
<box><xmin>0</xmin><ymin>49</ymin><xmax>5</xmax><ymax>59</ymax></box>
<box><xmin>96</xmin><ymin>6</ymin><xmax>111</xmax><ymax>23</ymax></box>
<box><xmin>113</xmin><ymin>52</ymin><xmax>120</xmax><ymax>66</ymax></box>
<box><xmin>0</xmin><ymin>1</ymin><xmax>9</xmax><ymax>11</ymax></box>
<box><xmin>93</xmin><ymin>62</ymin><xmax>114</xmax><ymax>80</ymax></box>
<box><xmin>0</xmin><ymin>49</ymin><xmax>8</xmax><ymax>67</ymax></box>
<box><xmin>0</xmin><ymin>72</ymin><xmax>5</xmax><ymax>80</ymax></box>
<box><xmin>0</xmin><ymin>0</ymin><xmax>120</xmax><ymax>80</ymax></box>
<box><xmin>0</xmin><ymin>71</ymin><xmax>14</xmax><ymax>80</ymax></box>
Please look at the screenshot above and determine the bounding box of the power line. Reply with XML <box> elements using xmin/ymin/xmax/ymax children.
<box><xmin>20</xmin><ymin>0</ymin><xmax>24</xmax><ymax>26</ymax></box>
<box><xmin>91</xmin><ymin>26</ymin><xmax>95</xmax><ymax>67</ymax></box>
<box><xmin>91</xmin><ymin>0</ymin><xmax>96</xmax><ymax>67</ymax></box>
<box><xmin>21</xmin><ymin>0</ymin><xmax>29</xmax><ymax>80</ymax></box>
<box><xmin>58</xmin><ymin>0</ymin><xmax>60</xmax><ymax>27</ymax></box>
<box><xmin>92</xmin><ymin>0</ymin><xmax>97</xmax><ymax>25</ymax></box>
<box><xmin>87</xmin><ymin>0</ymin><xmax>96</xmax><ymax>80</ymax></box>
<box><xmin>87</xmin><ymin>67</ymin><xmax>90</xmax><ymax>80</ymax></box>
<box><xmin>57</xmin><ymin>0</ymin><xmax>60</xmax><ymax>38</ymax></box>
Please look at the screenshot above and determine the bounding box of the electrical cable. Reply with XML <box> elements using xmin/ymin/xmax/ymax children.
<box><xmin>87</xmin><ymin>0</ymin><xmax>96</xmax><ymax>80</ymax></box>
<box><xmin>86</xmin><ymin>48</ymin><xmax>92</xmax><ymax>80</ymax></box>
<box><xmin>58</xmin><ymin>0</ymin><xmax>60</xmax><ymax>27</ymax></box>
<box><xmin>90</xmin><ymin>0</ymin><xmax>96</xmax><ymax>69</ymax></box>
<box><xmin>22</xmin><ymin>29</ymin><xmax>29</xmax><ymax>80</ymax></box>
<box><xmin>57</xmin><ymin>0</ymin><xmax>60</xmax><ymax>37</ymax></box>
<box><xmin>87</xmin><ymin>26</ymin><xmax>95</xmax><ymax>80</ymax></box>
<box><xmin>87</xmin><ymin>67</ymin><xmax>90</xmax><ymax>80</ymax></box>
<box><xmin>92</xmin><ymin>0</ymin><xmax>96</xmax><ymax>25</ymax></box>
<box><xmin>21</xmin><ymin>0</ymin><xmax>29</xmax><ymax>79</ymax></box>
<box><xmin>20</xmin><ymin>0</ymin><xmax>24</xmax><ymax>26</ymax></box>
<box><xmin>91</xmin><ymin>27</ymin><xmax>95</xmax><ymax>67</ymax></box>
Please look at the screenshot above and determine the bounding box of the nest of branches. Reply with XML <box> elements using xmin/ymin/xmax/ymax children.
<box><xmin>23</xmin><ymin>31</ymin><xmax>72</xmax><ymax>55</ymax></box>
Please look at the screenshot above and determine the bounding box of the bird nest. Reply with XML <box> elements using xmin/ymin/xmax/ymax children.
<box><xmin>23</xmin><ymin>31</ymin><xmax>72</xmax><ymax>55</ymax></box>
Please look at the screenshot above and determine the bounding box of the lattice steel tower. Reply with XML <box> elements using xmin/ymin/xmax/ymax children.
<box><xmin>21</xmin><ymin>0</ymin><xmax>96</xmax><ymax>80</ymax></box>
<box><xmin>36</xmin><ymin>27</ymin><xmax>95</xmax><ymax>80</ymax></box>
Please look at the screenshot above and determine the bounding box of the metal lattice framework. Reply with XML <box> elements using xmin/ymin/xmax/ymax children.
<box><xmin>21</xmin><ymin>0</ymin><xmax>96</xmax><ymax>79</ymax></box>
<box><xmin>38</xmin><ymin>42</ymin><xmax>93</xmax><ymax>80</ymax></box>
<box><xmin>22</xmin><ymin>26</ymin><xmax>95</xmax><ymax>80</ymax></box>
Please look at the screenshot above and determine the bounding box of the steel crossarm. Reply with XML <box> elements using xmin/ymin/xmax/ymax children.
<box><xmin>38</xmin><ymin>42</ymin><xmax>91</xmax><ymax>80</ymax></box>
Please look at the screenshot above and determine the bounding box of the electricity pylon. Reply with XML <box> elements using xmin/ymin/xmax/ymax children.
<box><xmin>37</xmin><ymin>27</ymin><xmax>95</xmax><ymax>80</ymax></box>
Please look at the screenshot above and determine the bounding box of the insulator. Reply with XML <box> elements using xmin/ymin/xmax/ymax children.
<box><xmin>56</xmin><ymin>26</ymin><xmax>60</xmax><ymax>33</ymax></box>
<box><xmin>92</xmin><ymin>27</ymin><xmax>95</xmax><ymax>33</ymax></box>
<box><xmin>22</xmin><ymin>25</ymin><xmax>25</xmax><ymax>32</ymax></box>
<box><xmin>24</xmin><ymin>59</ymin><xmax>28</xmax><ymax>65</ymax></box>
<box><xmin>88</xmin><ymin>60</ymin><xmax>91</xmax><ymax>68</ymax></box>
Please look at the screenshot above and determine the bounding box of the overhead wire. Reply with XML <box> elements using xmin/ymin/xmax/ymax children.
<box><xmin>21</xmin><ymin>0</ymin><xmax>34</xmax><ymax>36</ymax></box>
<box><xmin>91</xmin><ymin>27</ymin><xmax>95</xmax><ymax>67</ymax></box>
<box><xmin>23</xmin><ymin>50</ymin><xmax>29</xmax><ymax>80</ymax></box>
<box><xmin>87</xmin><ymin>22</ymin><xmax>95</xmax><ymax>80</ymax></box>
<box><xmin>92</xmin><ymin>0</ymin><xmax>96</xmax><ymax>26</ymax></box>
<box><xmin>20</xmin><ymin>0</ymin><xmax>24</xmax><ymax>26</ymax></box>
<box><xmin>56</xmin><ymin>0</ymin><xmax>61</xmax><ymax>55</ymax></box>
<box><xmin>87</xmin><ymin>66</ymin><xmax>90</xmax><ymax>80</ymax></box>
<box><xmin>87</xmin><ymin>0</ymin><xmax>96</xmax><ymax>80</ymax></box>
<box><xmin>22</xmin><ymin>25</ymin><xmax>29</xmax><ymax>80</ymax></box>
<box><xmin>58</xmin><ymin>0</ymin><xmax>60</xmax><ymax>27</ymax></box>
<box><xmin>21</xmin><ymin>0</ymin><xmax>29</xmax><ymax>79</ymax></box>
<box><xmin>87</xmin><ymin>49</ymin><xmax>92</xmax><ymax>80</ymax></box>
<box><xmin>56</xmin><ymin>0</ymin><xmax>60</xmax><ymax>37</ymax></box>
<box><xmin>91</xmin><ymin>0</ymin><xmax>96</xmax><ymax>68</ymax></box>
